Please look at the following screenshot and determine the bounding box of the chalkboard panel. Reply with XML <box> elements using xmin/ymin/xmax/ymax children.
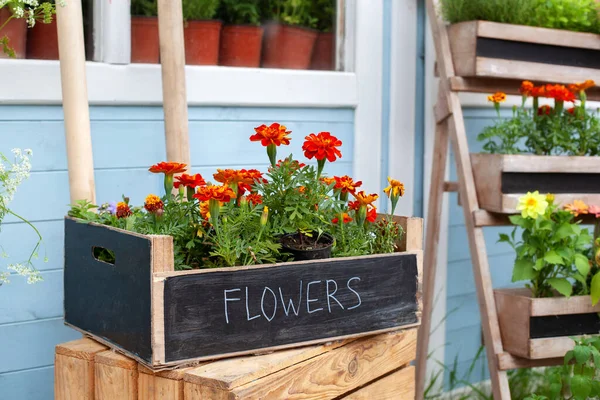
<box><xmin>64</xmin><ymin>218</ymin><xmax>153</xmax><ymax>362</ymax></box>
<box><xmin>476</xmin><ymin>37</ymin><xmax>600</xmax><ymax>70</ymax></box>
<box><xmin>530</xmin><ymin>313</ymin><xmax>600</xmax><ymax>339</ymax></box>
<box><xmin>163</xmin><ymin>253</ymin><xmax>419</xmax><ymax>362</ymax></box>
<box><xmin>502</xmin><ymin>172</ymin><xmax>600</xmax><ymax>194</ymax></box>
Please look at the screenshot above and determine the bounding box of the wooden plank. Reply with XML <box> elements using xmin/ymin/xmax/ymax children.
<box><xmin>529</xmin><ymin>337</ymin><xmax>576</xmax><ymax>359</ymax></box>
<box><xmin>443</xmin><ymin>181</ymin><xmax>459</xmax><ymax>192</ymax></box>
<box><xmin>184</xmin><ymin>339</ymin><xmax>354</xmax><ymax>390</ymax></box>
<box><xmin>138</xmin><ymin>365</ymin><xmax>198</xmax><ymax>400</ymax></box>
<box><xmin>152</xmin><ymin>276</ymin><xmax>166</xmax><ymax>366</ymax></box>
<box><xmin>55</xmin><ymin>338</ymin><xmax>108</xmax><ymax>400</ymax></box>
<box><xmin>495</xmin><ymin>288</ymin><xmax>600</xmax><ymax>317</ymax></box>
<box><xmin>401</xmin><ymin>216</ymin><xmax>424</xmax><ymax>252</ymax></box>
<box><xmin>494</xmin><ymin>289</ymin><xmax>532</xmax><ymax>359</ymax></box>
<box><xmin>95</xmin><ymin>351</ymin><xmax>138</xmax><ymax>400</ymax></box>
<box><xmin>217</xmin><ymin>329</ymin><xmax>417</xmax><ymax>400</ymax></box>
<box><xmin>500</xmin><ymin>154</ymin><xmax>600</xmax><ymax>173</ymax></box>
<box><xmin>157</xmin><ymin>0</ymin><xmax>190</xmax><ymax>166</ymax></box>
<box><xmin>342</xmin><ymin>366</ymin><xmax>415</xmax><ymax>400</ymax></box>
<box><xmin>150</xmin><ymin>235</ymin><xmax>175</xmax><ymax>273</ymax></box>
<box><xmin>470</xmin><ymin>153</ymin><xmax>503</xmax><ymax>213</ymax></box>
<box><xmin>446</xmin><ymin>21</ymin><xmax>478</xmax><ymax>76</ymax></box>
<box><xmin>497</xmin><ymin>352</ymin><xmax>563</xmax><ymax>371</ymax></box>
<box><xmin>476</xmin><ymin>20</ymin><xmax>600</xmax><ymax>51</ymax></box>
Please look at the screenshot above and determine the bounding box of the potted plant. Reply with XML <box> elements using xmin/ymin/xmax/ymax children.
<box><xmin>63</xmin><ymin>122</ymin><xmax>422</xmax><ymax>368</ymax></box>
<box><xmin>25</xmin><ymin>0</ymin><xmax>60</xmax><ymax>60</ymax></box>
<box><xmin>471</xmin><ymin>81</ymin><xmax>600</xmax><ymax>214</ymax></box>
<box><xmin>261</xmin><ymin>0</ymin><xmax>318</xmax><ymax>69</ymax></box>
<box><xmin>309</xmin><ymin>0</ymin><xmax>335</xmax><ymax>70</ymax></box>
<box><xmin>495</xmin><ymin>192</ymin><xmax>600</xmax><ymax>359</ymax></box>
<box><xmin>217</xmin><ymin>0</ymin><xmax>263</xmax><ymax>67</ymax></box>
<box><xmin>131</xmin><ymin>0</ymin><xmax>159</xmax><ymax>64</ymax></box>
<box><xmin>182</xmin><ymin>0</ymin><xmax>221</xmax><ymax>65</ymax></box>
<box><xmin>440</xmin><ymin>0</ymin><xmax>600</xmax><ymax>83</ymax></box>
<box><xmin>0</xmin><ymin>4</ymin><xmax>26</xmax><ymax>58</ymax></box>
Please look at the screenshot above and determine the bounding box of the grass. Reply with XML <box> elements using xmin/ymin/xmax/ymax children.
<box><xmin>440</xmin><ymin>0</ymin><xmax>600</xmax><ymax>34</ymax></box>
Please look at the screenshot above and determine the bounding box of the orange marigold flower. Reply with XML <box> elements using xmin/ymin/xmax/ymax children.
<box><xmin>174</xmin><ymin>173</ymin><xmax>206</xmax><ymax>189</ymax></box>
<box><xmin>545</xmin><ymin>84</ymin><xmax>576</xmax><ymax>102</ymax></box>
<box><xmin>214</xmin><ymin>169</ymin><xmax>263</xmax><ymax>193</ymax></box>
<box><xmin>298</xmin><ymin>186</ymin><xmax>306</xmax><ymax>194</ymax></box>
<box><xmin>537</xmin><ymin>105</ymin><xmax>553</xmax><ymax>116</ymax></box>
<box><xmin>353</xmin><ymin>191</ymin><xmax>378</xmax><ymax>207</ymax></box>
<box><xmin>302</xmin><ymin>132</ymin><xmax>343</xmax><ymax>162</ymax></box>
<box><xmin>245</xmin><ymin>193</ymin><xmax>263</xmax><ymax>206</ymax></box>
<box><xmin>116</xmin><ymin>202</ymin><xmax>132</xmax><ymax>219</ymax></box>
<box><xmin>250</xmin><ymin>123</ymin><xmax>292</xmax><ymax>147</ymax></box>
<box><xmin>530</xmin><ymin>85</ymin><xmax>547</xmax><ymax>98</ymax></box>
<box><xmin>334</xmin><ymin>175</ymin><xmax>362</xmax><ymax>194</ymax></box>
<box><xmin>383</xmin><ymin>177</ymin><xmax>405</xmax><ymax>198</ymax></box>
<box><xmin>564</xmin><ymin>200</ymin><xmax>589</xmax><ymax>217</ymax></box>
<box><xmin>519</xmin><ymin>81</ymin><xmax>534</xmax><ymax>96</ymax></box>
<box><xmin>568</xmin><ymin>80</ymin><xmax>595</xmax><ymax>93</ymax></box>
<box><xmin>144</xmin><ymin>194</ymin><xmax>164</xmax><ymax>213</ymax></box>
<box><xmin>487</xmin><ymin>92</ymin><xmax>506</xmax><ymax>103</ymax></box>
<box><xmin>321</xmin><ymin>177</ymin><xmax>336</xmax><ymax>186</ymax></box>
<box><xmin>149</xmin><ymin>162</ymin><xmax>187</xmax><ymax>175</ymax></box>
<box><xmin>199</xmin><ymin>201</ymin><xmax>211</xmax><ymax>220</ymax></box>
<box><xmin>332</xmin><ymin>213</ymin><xmax>353</xmax><ymax>224</ymax></box>
<box><xmin>366</xmin><ymin>206</ymin><xmax>377</xmax><ymax>223</ymax></box>
<box><xmin>194</xmin><ymin>185</ymin><xmax>236</xmax><ymax>203</ymax></box>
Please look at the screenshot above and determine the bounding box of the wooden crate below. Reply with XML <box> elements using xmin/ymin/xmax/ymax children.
<box><xmin>55</xmin><ymin>329</ymin><xmax>418</xmax><ymax>400</ymax></box>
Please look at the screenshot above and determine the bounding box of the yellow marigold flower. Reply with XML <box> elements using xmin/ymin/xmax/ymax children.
<box><xmin>516</xmin><ymin>191</ymin><xmax>548</xmax><ymax>219</ymax></box>
<box><xmin>487</xmin><ymin>92</ymin><xmax>507</xmax><ymax>103</ymax></box>
<box><xmin>564</xmin><ymin>200</ymin><xmax>589</xmax><ymax>217</ymax></box>
<box><xmin>383</xmin><ymin>177</ymin><xmax>405</xmax><ymax>198</ymax></box>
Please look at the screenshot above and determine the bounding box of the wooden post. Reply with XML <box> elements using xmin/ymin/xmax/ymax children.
<box><xmin>157</xmin><ymin>0</ymin><xmax>191</xmax><ymax>166</ymax></box>
<box><xmin>54</xmin><ymin>338</ymin><xmax>107</xmax><ymax>400</ymax></box>
<box><xmin>56</xmin><ymin>0</ymin><xmax>96</xmax><ymax>203</ymax></box>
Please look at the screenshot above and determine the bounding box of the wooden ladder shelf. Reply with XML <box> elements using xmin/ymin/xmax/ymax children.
<box><xmin>416</xmin><ymin>1</ymin><xmax>600</xmax><ymax>399</ymax></box>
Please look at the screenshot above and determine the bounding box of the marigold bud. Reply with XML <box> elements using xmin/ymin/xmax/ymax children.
<box><xmin>260</xmin><ymin>206</ymin><xmax>269</xmax><ymax>226</ymax></box>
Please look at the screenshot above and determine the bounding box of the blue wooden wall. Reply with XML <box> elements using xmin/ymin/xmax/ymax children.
<box><xmin>443</xmin><ymin>108</ymin><xmax>522</xmax><ymax>387</ymax></box>
<box><xmin>0</xmin><ymin>105</ymin><xmax>354</xmax><ymax>399</ymax></box>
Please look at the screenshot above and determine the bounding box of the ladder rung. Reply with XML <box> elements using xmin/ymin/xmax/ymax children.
<box><xmin>473</xmin><ymin>210</ymin><xmax>512</xmax><ymax>227</ymax></box>
<box><xmin>443</xmin><ymin>181</ymin><xmax>459</xmax><ymax>192</ymax></box>
<box><xmin>497</xmin><ymin>352</ymin><xmax>563</xmax><ymax>371</ymax></box>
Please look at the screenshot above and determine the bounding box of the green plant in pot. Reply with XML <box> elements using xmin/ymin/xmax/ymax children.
<box><xmin>182</xmin><ymin>0</ymin><xmax>222</xmax><ymax>65</ymax></box>
<box><xmin>309</xmin><ymin>0</ymin><xmax>335</xmax><ymax>70</ymax></box>
<box><xmin>217</xmin><ymin>0</ymin><xmax>263</xmax><ymax>67</ymax></box>
<box><xmin>130</xmin><ymin>0</ymin><xmax>159</xmax><ymax>63</ymax></box>
<box><xmin>261</xmin><ymin>0</ymin><xmax>319</xmax><ymax>69</ymax></box>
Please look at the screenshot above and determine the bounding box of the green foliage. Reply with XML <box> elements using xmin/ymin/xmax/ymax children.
<box><xmin>131</xmin><ymin>0</ymin><xmax>158</xmax><ymax>17</ymax></box>
<box><xmin>1</xmin><ymin>0</ymin><xmax>58</xmax><ymax>57</ymax></box>
<box><xmin>262</xmin><ymin>0</ymin><xmax>318</xmax><ymax>29</ymax></box>
<box><xmin>181</xmin><ymin>0</ymin><xmax>220</xmax><ymax>21</ymax></box>
<box><xmin>478</xmin><ymin>102</ymin><xmax>600</xmax><ymax>156</ymax></box>
<box><xmin>502</xmin><ymin>198</ymin><xmax>600</xmax><ymax>299</ymax></box>
<box><xmin>440</xmin><ymin>0</ymin><xmax>600</xmax><ymax>34</ymax></box>
<box><xmin>217</xmin><ymin>0</ymin><xmax>261</xmax><ymax>25</ymax></box>
<box><xmin>310</xmin><ymin>0</ymin><xmax>335</xmax><ymax>32</ymax></box>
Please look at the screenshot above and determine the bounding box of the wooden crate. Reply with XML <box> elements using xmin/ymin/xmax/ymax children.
<box><xmin>64</xmin><ymin>216</ymin><xmax>423</xmax><ymax>369</ymax></box>
<box><xmin>495</xmin><ymin>288</ymin><xmax>600</xmax><ymax>359</ymax></box>
<box><xmin>470</xmin><ymin>153</ymin><xmax>600</xmax><ymax>214</ymax></box>
<box><xmin>447</xmin><ymin>20</ymin><xmax>600</xmax><ymax>85</ymax></box>
<box><xmin>55</xmin><ymin>329</ymin><xmax>417</xmax><ymax>400</ymax></box>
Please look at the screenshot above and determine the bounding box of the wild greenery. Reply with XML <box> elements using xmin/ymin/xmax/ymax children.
<box><xmin>440</xmin><ymin>0</ymin><xmax>600</xmax><ymax>34</ymax></box>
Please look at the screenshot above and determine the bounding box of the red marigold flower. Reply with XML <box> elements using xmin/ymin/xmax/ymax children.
<box><xmin>245</xmin><ymin>193</ymin><xmax>263</xmax><ymax>206</ymax></box>
<box><xmin>174</xmin><ymin>173</ymin><xmax>206</xmax><ymax>189</ymax></box>
<box><xmin>537</xmin><ymin>105</ymin><xmax>553</xmax><ymax>116</ymax></box>
<box><xmin>334</xmin><ymin>175</ymin><xmax>362</xmax><ymax>194</ymax></box>
<box><xmin>366</xmin><ymin>206</ymin><xmax>377</xmax><ymax>223</ymax></box>
<box><xmin>352</xmin><ymin>191</ymin><xmax>378</xmax><ymax>207</ymax></box>
<box><xmin>214</xmin><ymin>169</ymin><xmax>263</xmax><ymax>194</ymax></box>
<box><xmin>194</xmin><ymin>185</ymin><xmax>236</xmax><ymax>203</ymax></box>
<box><xmin>199</xmin><ymin>200</ymin><xmax>211</xmax><ymax>220</ymax></box>
<box><xmin>321</xmin><ymin>177</ymin><xmax>336</xmax><ymax>186</ymax></box>
<box><xmin>348</xmin><ymin>200</ymin><xmax>360</xmax><ymax>211</ymax></box>
<box><xmin>302</xmin><ymin>132</ymin><xmax>343</xmax><ymax>162</ymax></box>
<box><xmin>332</xmin><ymin>213</ymin><xmax>353</xmax><ymax>224</ymax></box>
<box><xmin>530</xmin><ymin>85</ymin><xmax>547</xmax><ymax>98</ymax></box>
<box><xmin>567</xmin><ymin>107</ymin><xmax>576</xmax><ymax>115</ymax></box>
<box><xmin>144</xmin><ymin>194</ymin><xmax>164</xmax><ymax>213</ymax></box>
<box><xmin>519</xmin><ymin>81</ymin><xmax>534</xmax><ymax>96</ymax></box>
<box><xmin>250</xmin><ymin>123</ymin><xmax>292</xmax><ymax>147</ymax></box>
<box><xmin>545</xmin><ymin>84</ymin><xmax>576</xmax><ymax>102</ymax></box>
<box><xmin>116</xmin><ymin>201</ymin><xmax>132</xmax><ymax>219</ymax></box>
<box><xmin>149</xmin><ymin>162</ymin><xmax>187</xmax><ymax>175</ymax></box>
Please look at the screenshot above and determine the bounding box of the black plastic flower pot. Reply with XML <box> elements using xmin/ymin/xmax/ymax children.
<box><xmin>280</xmin><ymin>232</ymin><xmax>334</xmax><ymax>261</ymax></box>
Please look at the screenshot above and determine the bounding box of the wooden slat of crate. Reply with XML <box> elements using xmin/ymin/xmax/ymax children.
<box><xmin>184</xmin><ymin>328</ymin><xmax>417</xmax><ymax>400</ymax></box>
<box><xmin>137</xmin><ymin>364</ymin><xmax>202</xmax><ymax>400</ymax></box>
<box><xmin>55</xmin><ymin>338</ymin><xmax>108</xmax><ymax>400</ymax></box>
<box><xmin>342</xmin><ymin>365</ymin><xmax>415</xmax><ymax>399</ymax></box>
<box><xmin>95</xmin><ymin>350</ymin><xmax>138</xmax><ymax>400</ymax></box>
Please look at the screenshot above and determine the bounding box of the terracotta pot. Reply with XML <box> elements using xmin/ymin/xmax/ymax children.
<box><xmin>0</xmin><ymin>8</ymin><xmax>27</xmax><ymax>59</ymax></box>
<box><xmin>262</xmin><ymin>22</ymin><xmax>318</xmax><ymax>69</ymax></box>
<box><xmin>310</xmin><ymin>32</ymin><xmax>334</xmax><ymax>70</ymax></box>
<box><xmin>184</xmin><ymin>20</ymin><xmax>222</xmax><ymax>65</ymax></box>
<box><xmin>219</xmin><ymin>25</ymin><xmax>263</xmax><ymax>67</ymax></box>
<box><xmin>26</xmin><ymin>19</ymin><xmax>58</xmax><ymax>60</ymax></box>
<box><xmin>131</xmin><ymin>16</ymin><xmax>159</xmax><ymax>64</ymax></box>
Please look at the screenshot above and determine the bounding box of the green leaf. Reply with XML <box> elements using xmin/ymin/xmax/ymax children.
<box><xmin>574</xmin><ymin>254</ymin><xmax>591</xmax><ymax>277</ymax></box>
<box><xmin>591</xmin><ymin>381</ymin><xmax>600</xmax><ymax>398</ymax></box>
<box><xmin>564</xmin><ymin>349</ymin><xmax>574</xmax><ymax>366</ymax></box>
<box><xmin>574</xmin><ymin>345</ymin><xmax>592</xmax><ymax>365</ymax></box>
<box><xmin>509</xmin><ymin>214</ymin><xmax>524</xmax><ymax>226</ymax></box>
<box><xmin>554</xmin><ymin>222</ymin><xmax>573</xmax><ymax>239</ymax></box>
<box><xmin>548</xmin><ymin>382</ymin><xmax>562</xmax><ymax>399</ymax></box>
<box><xmin>534</xmin><ymin>258</ymin><xmax>545</xmax><ymax>271</ymax></box>
<box><xmin>591</xmin><ymin>272</ymin><xmax>600</xmax><ymax>306</ymax></box>
<box><xmin>544</xmin><ymin>250</ymin><xmax>564</xmax><ymax>265</ymax></box>
<box><xmin>571</xmin><ymin>375</ymin><xmax>592</xmax><ymax>400</ymax></box>
<box><xmin>498</xmin><ymin>233</ymin><xmax>510</xmax><ymax>243</ymax></box>
<box><xmin>548</xmin><ymin>278</ymin><xmax>572</xmax><ymax>297</ymax></box>
<box><xmin>512</xmin><ymin>259</ymin><xmax>536</xmax><ymax>282</ymax></box>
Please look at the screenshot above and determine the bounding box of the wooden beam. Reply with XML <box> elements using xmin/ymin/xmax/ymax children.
<box><xmin>56</xmin><ymin>0</ymin><xmax>96</xmax><ymax>203</ymax></box>
<box><xmin>443</xmin><ymin>181</ymin><xmax>459</xmax><ymax>192</ymax></box>
<box><xmin>157</xmin><ymin>0</ymin><xmax>190</xmax><ymax>166</ymax></box>
<box><xmin>497</xmin><ymin>352</ymin><xmax>563</xmax><ymax>371</ymax></box>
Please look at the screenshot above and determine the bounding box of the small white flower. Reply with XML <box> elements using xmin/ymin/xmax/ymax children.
<box><xmin>0</xmin><ymin>271</ymin><xmax>10</xmax><ymax>285</ymax></box>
